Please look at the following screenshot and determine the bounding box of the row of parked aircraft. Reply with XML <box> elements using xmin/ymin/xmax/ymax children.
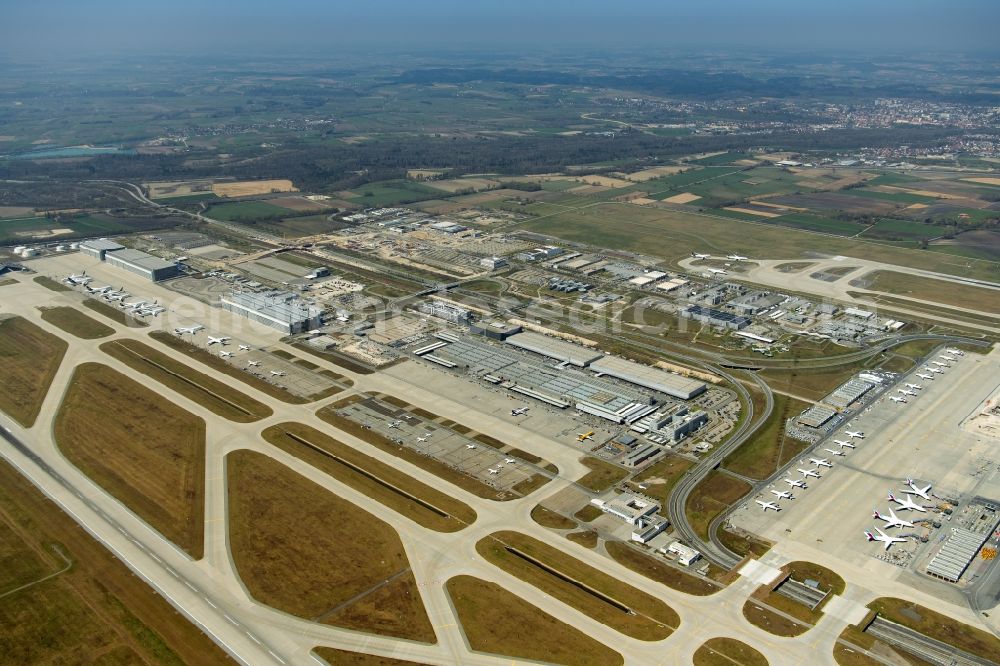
<box><xmin>172</xmin><ymin>325</ymin><xmax>286</xmax><ymax>376</ymax></box>
<box><xmin>64</xmin><ymin>273</ymin><xmax>166</xmax><ymax>316</ymax></box>
<box><xmin>690</xmin><ymin>252</ymin><xmax>749</xmax><ymax>262</ymax></box>
<box><xmin>755</xmin><ymin>430</ymin><xmax>866</xmax><ymax>511</ymax></box>
<box><xmin>865</xmin><ymin>479</ymin><xmax>934</xmax><ymax>550</ymax></box>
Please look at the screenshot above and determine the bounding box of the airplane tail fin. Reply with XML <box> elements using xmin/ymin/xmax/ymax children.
<box><xmin>887</xmin><ymin>492</ymin><xmax>896</xmax><ymax>502</ymax></box>
<box><xmin>873</xmin><ymin>509</ymin><xmax>881</xmax><ymax>519</ymax></box>
<box><xmin>864</xmin><ymin>531</ymin><xmax>875</xmax><ymax>541</ymax></box>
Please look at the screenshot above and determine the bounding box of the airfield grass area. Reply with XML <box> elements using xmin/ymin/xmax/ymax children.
<box><xmin>261</xmin><ymin>422</ymin><xmax>476</xmax><ymax>532</ymax></box>
<box><xmin>517</xmin><ymin>202</ymin><xmax>1000</xmax><ymax>282</ymax></box>
<box><xmin>604</xmin><ymin>541</ymin><xmax>721</xmax><ymax>596</ymax></box>
<box><xmin>694</xmin><ymin>637</ymin><xmax>769</xmax><ymax>666</ymax></box>
<box><xmin>32</xmin><ymin>275</ymin><xmax>72</xmax><ymax>291</ymax></box>
<box><xmin>476</xmin><ymin>531</ymin><xmax>679</xmax><ymax>641</ymax></box>
<box><xmin>317</xmin><ymin>400</ymin><xmax>532</xmax><ymax>501</ymax></box>
<box><xmin>38</xmin><ymin>306</ymin><xmax>114</xmax><ymax>339</ymax></box>
<box><xmin>864</xmin><ymin>270</ymin><xmax>1000</xmax><ymax>314</ymax></box>
<box><xmin>150</xmin><ymin>331</ymin><xmax>310</xmax><ymax>403</ymax></box>
<box><xmin>718</xmin><ymin>527</ymin><xmax>773</xmax><ymax>560</ymax></box>
<box><xmin>82</xmin><ymin>298</ymin><xmax>148</xmax><ymax>328</ymax></box>
<box><xmin>723</xmin><ymin>394</ymin><xmax>810</xmax><ymax>479</ymax></box>
<box><xmin>575</xmin><ymin>456</ymin><xmax>629</xmax><ymax>492</ymax></box>
<box><xmin>747</xmin><ymin>561</ymin><xmax>844</xmax><ymax>637</ymax></box>
<box><xmin>575</xmin><ymin>504</ymin><xmax>604</xmax><ymax>522</ymax></box>
<box><xmin>852</xmin><ymin>291</ymin><xmax>1000</xmax><ymax>330</ymax></box>
<box><xmin>446</xmin><ymin>575</ymin><xmax>623</xmax><ymax>666</ymax></box>
<box><xmin>0</xmin><ymin>459</ymin><xmax>231</xmax><ymax>666</ymax></box>
<box><xmin>0</xmin><ymin>315</ymin><xmax>68</xmax><ymax>427</ymax></box>
<box><xmin>0</xmin><ymin>278</ymin><xmax>17</xmax><ymax>286</ymax></box>
<box><xmin>566</xmin><ymin>530</ymin><xmax>599</xmax><ymax>549</ymax></box>
<box><xmin>742</xmin><ymin>599</ymin><xmax>811</xmax><ymax>637</ymax></box>
<box><xmin>531</xmin><ymin>504</ymin><xmax>577</xmax><ymax>530</ymax></box>
<box><xmin>227</xmin><ymin>450</ymin><xmax>435</xmax><ymax>642</ymax></box>
<box><xmin>759</xmin><ymin>364</ymin><xmax>867</xmax><ymax>402</ymax></box>
<box><xmin>686</xmin><ymin>471</ymin><xmax>753</xmax><ymax>541</ymax></box>
<box><xmin>312</xmin><ymin>647</ymin><xmax>431</xmax><ymax>666</ymax></box>
<box><xmin>100</xmin><ymin>339</ymin><xmax>272</xmax><ymax>423</ymax></box>
<box><xmin>868</xmin><ymin>597</ymin><xmax>1000</xmax><ymax>662</ymax></box>
<box><xmin>54</xmin><ymin>363</ymin><xmax>206</xmax><ymax>558</ymax></box>
<box><xmin>625</xmin><ymin>455</ymin><xmax>695</xmax><ymax>506</ymax></box>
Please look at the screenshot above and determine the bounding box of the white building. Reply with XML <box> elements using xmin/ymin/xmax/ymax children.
<box><xmin>221</xmin><ymin>291</ymin><xmax>324</xmax><ymax>334</ymax></box>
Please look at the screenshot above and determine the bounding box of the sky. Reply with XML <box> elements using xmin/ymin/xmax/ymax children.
<box><xmin>2</xmin><ymin>0</ymin><xmax>998</xmax><ymax>59</ymax></box>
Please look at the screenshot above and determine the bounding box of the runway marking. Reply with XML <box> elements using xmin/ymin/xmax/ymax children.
<box><xmin>268</xmin><ymin>649</ymin><xmax>286</xmax><ymax>664</ymax></box>
<box><xmin>246</xmin><ymin>632</ymin><xmax>262</xmax><ymax>645</ymax></box>
<box><xmin>205</xmin><ymin>598</ymin><xmax>217</xmax><ymax>609</ymax></box>
<box><xmin>224</xmin><ymin>613</ymin><xmax>240</xmax><ymax>626</ymax></box>
<box><xmin>185</xmin><ymin>581</ymin><xmax>197</xmax><ymax>592</ymax></box>
<box><xmin>150</xmin><ymin>554</ymin><xmax>162</xmax><ymax>563</ymax></box>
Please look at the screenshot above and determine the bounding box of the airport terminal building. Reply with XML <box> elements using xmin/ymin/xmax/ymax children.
<box><xmin>221</xmin><ymin>291</ymin><xmax>324</xmax><ymax>334</ymax></box>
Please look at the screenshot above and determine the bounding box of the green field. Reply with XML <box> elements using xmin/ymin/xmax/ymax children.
<box><xmin>862</xmin><ymin>218</ymin><xmax>941</xmax><ymax>241</ymax></box>
<box><xmin>205</xmin><ymin>201</ymin><xmax>289</xmax><ymax>221</ymax></box>
<box><xmin>0</xmin><ymin>215</ymin><xmax>133</xmax><ymax>243</ymax></box>
<box><xmin>349</xmin><ymin>180</ymin><xmax>445</xmax><ymax>206</ymax></box>
<box><xmin>848</xmin><ymin>188</ymin><xmax>940</xmax><ymax>204</ymax></box>
<box><xmin>769</xmin><ymin>213</ymin><xmax>868</xmax><ymax>236</ymax></box>
<box><xmin>690</xmin><ymin>152</ymin><xmax>751</xmax><ymax>165</ymax></box>
<box><xmin>516</xmin><ymin>202</ymin><xmax>1000</xmax><ymax>281</ymax></box>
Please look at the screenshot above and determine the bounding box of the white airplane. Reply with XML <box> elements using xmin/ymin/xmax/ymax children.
<box><xmin>239</xmin><ymin>344</ymin><xmax>251</xmax><ymax>351</ymax></box>
<box><xmin>824</xmin><ymin>448</ymin><xmax>845</xmax><ymax>457</ymax></box>
<box><xmin>904</xmin><ymin>478</ymin><xmax>932</xmax><ymax>500</ymax></box>
<box><xmin>488</xmin><ymin>468</ymin><xmax>499</xmax><ymax>475</ymax></box>
<box><xmin>122</xmin><ymin>300</ymin><xmax>149</xmax><ymax>311</ymax></box>
<box><xmin>905</xmin><ymin>383</ymin><xmax>923</xmax><ymax>391</ymax></box>
<box><xmin>770</xmin><ymin>489</ymin><xmax>793</xmax><ymax>499</ymax></box>
<box><xmin>387</xmin><ymin>420</ymin><xmax>401</xmax><ymax>428</ymax></box>
<box><xmin>756</xmin><ymin>500</ymin><xmax>781</xmax><ymax>512</ymax></box>
<box><xmin>85</xmin><ymin>283</ymin><xmax>113</xmax><ymax>294</ymax></box>
<box><xmin>692</xmin><ymin>252</ymin><xmax>711</xmax><ymax>259</ymax></box>
<box><xmin>65</xmin><ymin>272</ymin><xmax>92</xmax><ymax>285</ymax></box>
<box><xmin>865</xmin><ymin>526</ymin><xmax>908</xmax><ymax>551</ymax></box>
<box><xmin>219</xmin><ymin>350</ymin><xmax>234</xmax><ymax>358</ymax></box>
<box><xmin>932</xmin><ymin>361</ymin><xmax>949</xmax><ymax>368</ymax></box>
<box><xmin>105</xmin><ymin>289</ymin><xmax>129</xmax><ymax>302</ymax></box>
<box><xmin>809</xmin><ymin>458</ymin><xmax>833</xmax><ymax>468</ymax></box>
<box><xmin>925</xmin><ymin>366</ymin><xmax>943</xmax><ymax>374</ymax></box>
<box><xmin>505</xmin><ymin>458</ymin><xmax>516</xmax><ymax>464</ymax></box>
<box><xmin>174</xmin><ymin>324</ymin><xmax>204</xmax><ymax>335</ymax></box>
<box><xmin>916</xmin><ymin>373</ymin><xmax>934</xmax><ymax>380</ymax></box>
<box><xmin>465</xmin><ymin>444</ymin><xmax>476</xmax><ymax>450</ymax></box>
<box><xmin>269</xmin><ymin>370</ymin><xmax>285</xmax><ymax>377</ymax></box>
<box><xmin>706</xmin><ymin>268</ymin><xmax>727</xmax><ymax>275</ymax></box>
<box><xmin>887</xmin><ymin>491</ymin><xmax>927</xmax><ymax>512</ymax></box>
<box><xmin>833</xmin><ymin>439</ymin><xmax>856</xmax><ymax>449</ymax></box>
<box><xmin>207</xmin><ymin>336</ymin><xmax>230</xmax><ymax>346</ymax></box>
<box><xmin>416</xmin><ymin>436</ymin><xmax>428</xmax><ymax>443</ymax></box>
<box><xmin>845</xmin><ymin>431</ymin><xmax>865</xmax><ymax>439</ymax></box>
<box><xmin>873</xmin><ymin>507</ymin><xmax>915</xmax><ymax>529</ymax></box>
<box><xmin>940</xmin><ymin>354</ymin><xmax>956</xmax><ymax>362</ymax></box>
<box><xmin>889</xmin><ymin>396</ymin><xmax>907</xmax><ymax>404</ymax></box>
<box><xmin>898</xmin><ymin>389</ymin><xmax>916</xmax><ymax>396</ymax></box>
<box><xmin>798</xmin><ymin>468</ymin><xmax>821</xmax><ymax>478</ymax></box>
<box><xmin>139</xmin><ymin>305</ymin><xmax>165</xmax><ymax>316</ymax></box>
<box><xmin>783</xmin><ymin>478</ymin><xmax>807</xmax><ymax>488</ymax></box>
<box><xmin>727</xmin><ymin>254</ymin><xmax>748</xmax><ymax>261</ymax></box>
<box><xmin>247</xmin><ymin>360</ymin><xmax>261</xmax><ymax>367</ymax></box>
<box><xmin>511</xmin><ymin>407</ymin><xmax>529</xmax><ymax>416</ymax></box>
<box><xmin>945</xmin><ymin>348</ymin><xmax>964</xmax><ymax>356</ymax></box>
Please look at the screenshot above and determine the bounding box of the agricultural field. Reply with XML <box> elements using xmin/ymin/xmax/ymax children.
<box><xmin>349</xmin><ymin>180</ymin><xmax>446</xmax><ymax>206</ymax></box>
<box><xmin>211</xmin><ymin>179</ymin><xmax>296</xmax><ymax>197</ymax></box>
<box><xmin>0</xmin><ymin>459</ymin><xmax>230</xmax><ymax>666</ymax></box>
<box><xmin>0</xmin><ymin>214</ymin><xmax>134</xmax><ymax>243</ymax></box>
<box><xmin>54</xmin><ymin>363</ymin><xmax>206</xmax><ymax>557</ymax></box>
<box><xmin>227</xmin><ymin>450</ymin><xmax>434</xmax><ymax>642</ymax></box>
<box><xmin>0</xmin><ymin>315</ymin><xmax>68</xmax><ymax>427</ymax></box>
<box><xmin>446</xmin><ymin>575</ymin><xmax>623</xmax><ymax>666</ymax></box>
<box><xmin>38</xmin><ymin>306</ymin><xmax>114</xmax><ymax>339</ymax></box>
<box><xmin>476</xmin><ymin>531</ymin><xmax>679</xmax><ymax>641</ymax></box>
<box><xmin>261</xmin><ymin>422</ymin><xmax>476</xmax><ymax>532</ymax></box>
<box><xmin>204</xmin><ymin>200</ymin><xmax>290</xmax><ymax>222</ymax></box>
<box><xmin>249</xmin><ymin>214</ymin><xmax>351</xmax><ymax>238</ymax></box>
<box><xmin>929</xmin><ymin>229</ymin><xmax>1000</xmax><ymax>262</ymax></box>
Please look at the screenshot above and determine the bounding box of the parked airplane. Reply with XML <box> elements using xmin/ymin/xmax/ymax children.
<box><xmin>798</xmin><ymin>468</ymin><xmax>821</xmax><ymax>478</ymax></box>
<box><xmin>905</xmin><ymin>383</ymin><xmax>923</xmax><ymax>391</ymax></box>
<box><xmin>706</xmin><ymin>268</ymin><xmax>727</xmax><ymax>275</ymax></box>
<box><xmin>898</xmin><ymin>389</ymin><xmax>916</xmax><ymax>396</ymax></box>
<box><xmin>247</xmin><ymin>360</ymin><xmax>261</xmax><ymax>367</ymax></box>
<box><xmin>139</xmin><ymin>306</ymin><xmax>165</xmax><ymax>316</ymax></box>
<box><xmin>940</xmin><ymin>354</ymin><xmax>956</xmax><ymax>362</ymax></box>
<box><xmin>64</xmin><ymin>272</ymin><xmax>92</xmax><ymax>285</ymax></box>
<box><xmin>511</xmin><ymin>407</ymin><xmax>529</xmax><ymax>416</ymax></box>
<box><xmin>783</xmin><ymin>478</ymin><xmax>807</xmax><ymax>488</ymax></box>
<box><xmin>887</xmin><ymin>491</ymin><xmax>927</xmax><ymax>512</ymax></box>
<box><xmin>219</xmin><ymin>351</ymin><xmax>234</xmax><ymax>358</ymax></box>
<box><xmin>865</xmin><ymin>526</ymin><xmax>908</xmax><ymax>551</ymax></box>
<box><xmin>174</xmin><ymin>324</ymin><xmax>204</xmax><ymax>335</ymax></box>
<box><xmin>945</xmin><ymin>348</ymin><xmax>964</xmax><ymax>356</ymax></box>
<box><xmin>889</xmin><ymin>396</ymin><xmax>907</xmax><ymax>404</ymax></box>
<box><xmin>932</xmin><ymin>361</ymin><xmax>949</xmax><ymax>368</ymax></box>
<box><xmin>207</xmin><ymin>336</ymin><xmax>230</xmax><ymax>346</ymax></box>
<box><xmin>845</xmin><ymin>431</ymin><xmax>865</xmax><ymax>439</ymax></box>
<box><xmin>925</xmin><ymin>366</ymin><xmax>943</xmax><ymax>374</ymax></box>
<box><xmin>488</xmin><ymin>468</ymin><xmax>499</xmax><ymax>475</ymax></box>
<box><xmin>105</xmin><ymin>289</ymin><xmax>129</xmax><ymax>302</ymax></box>
<box><xmin>833</xmin><ymin>439</ymin><xmax>856</xmax><ymax>449</ymax></box>
<box><xmin>727</xmin><ymin>254</ymin><xmax>748</xmax><ymax>261</ymax></box>
<box><xmin>239</xmin><ymin>344</ymin><xmax>251</xmax><ymax>351</ymax></box>
<box><xmin>416</xmin><ymin>436</ymin><xmax>428</xmax><ymax>443</ymax></box>
<box><xmin>269</xmin><ymin>370</ymin><xmax>285</xmax><ymax>377</ymax></box>
<box><xmin>577</xmin><ymin>431</ymin><xmax>594</xmax><ymax>442</ymax></box>
<box><xmin>904</xmin><ymin>478</ymin><xmax>933</xmax><ymax>500</ymax></box>
<box><xmin>824</xmin><ymin>448</ymin><xmax>845</xmax><ymax>457</ymax></box>
<box><xmin>465</xmin><ymin>444</ymin><xmax>477</xmax><ymax>450</ymax></box>
<box><xmin>387</xmin><ymin>420</ymin><xmax>401</xmax><ymax>428</ymax></box>
<box><xmin>873</xmin><ymin>507</ymin><xmax>915</xmax><ymax>529</ymax></box>
<box><xmin>505</xmin><ymin>458</ymin><xmax>516</xmax><ymax>464</ymax></box>
<box><xmin>756</xmin><ymin>500</ymin><xmax>781</xmax><ymax>512</ymax></box>
<box><xmin>770</xmin><ymin>489</ymin><xmax>793</xmax><ymax>499</ymax></box>
<box><xmin>692</xmin><ymin>252</ymin><xmax>711</xmax><ymax>259</ymax></box>
<box><xmin>809</xmin><ymin>458</ymin><xmax>833</xmax><ymax>468</ymax></box>
<box><xmin>916</xmin><ymin>373</ymin><xmax>934</xmax><ymax>380</ymax></box>
<box><xmin>121</xmin><ymin>300</ymin><xmax>148</xmax><ymax>311</ymax></box>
